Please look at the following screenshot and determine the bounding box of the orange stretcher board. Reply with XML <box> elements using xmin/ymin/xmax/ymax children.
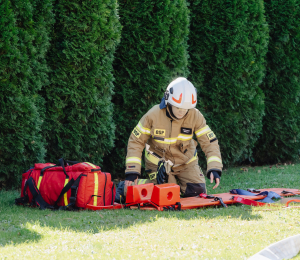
<box><xmin>130</xmin><ymin>188</ymin><xmax>300</xmax><ymax>211</ymax></box>
<box><xmin>180</xmin><ymin>188</ymin><xmax>300</xmax><ymax>210</ymax></box>
<box><xmin>259</xmin><ymin>188</ymin><xmax>300</xmax><ymax>195</ymax></box>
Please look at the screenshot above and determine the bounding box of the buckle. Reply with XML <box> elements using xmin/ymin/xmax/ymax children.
<box><xmin>148</xmin><ymin>172</ymin><xmax>157</xmax><ymax>180</ymax></box>
<box><xmin>71</xmin><ymin>185</ymin><xmax>78</xmax><ymax>198</ymax></box>
<box><xmin>69</xmin><ymin>196</ymin><xmax>76</xmax><ymax>203</ymax></box>
<box><xmin>71</xmin><ymin>185</ymin><xmax>77</xmax><ymax>191</ymax></box>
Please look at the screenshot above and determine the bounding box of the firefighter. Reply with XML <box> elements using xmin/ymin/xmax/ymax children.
<box><xmin>118</xmin><ymin>77</ymin><xmax>223</xmax><ymax>201</ymax></box>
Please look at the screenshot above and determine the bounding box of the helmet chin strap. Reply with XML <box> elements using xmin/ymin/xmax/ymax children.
<box><xmin>167</xmin><ymin>104</ymin><xmax>178</xmax><ymax>120</ymax></box>
<box><xmin>167</xmin><ymin>104</ymin><xmax>189</xmax><ymax>120</ymax></box>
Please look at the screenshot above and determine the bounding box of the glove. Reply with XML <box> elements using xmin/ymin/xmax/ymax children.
<box><xmin>207</xmin><ymin>170</ymin><xmax>221</xmax><ymax>183</ymax></box>
<box><xmin>157</xmin><ymin>161</ymin><xmax>167</xmax><ymax>184</ymax></box>
<box><xmin>125</xmin><ymin>173</ymin><xmax>139</xmax><ymax>181</ymax></box>
<box><xmin>124</xmin><ymin>173</ymin><xmax>139</xmax><ymax>196</ymax></box>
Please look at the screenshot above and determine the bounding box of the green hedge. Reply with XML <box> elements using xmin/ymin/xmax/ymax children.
<box><xmin>188</xmin><ymin>0</ymin><xmax>269</xmax><ymax>167</ymax></box>
<box><xmin>43</xmin><ymin>0</ymin><xmax>121</xmax><ymax>165</ymax></box>
<box><xmin>0</xmin><ymin>0</ymin><xmax>53</xmax><ymax>186</ymax></box>
<box><xmin>103</xmin><ymin>0</ymin><xmax>190</xmax><ymax>176</ymax></box>
<box><xmin>254</xmin><ymin>0</ymin><xmax>300</xmax><ymax>164</ymax></box>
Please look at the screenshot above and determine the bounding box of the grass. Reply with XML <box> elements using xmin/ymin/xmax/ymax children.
<box><xmin>0</xmin><ymin>163</ymin><xmax>300</xmax><ymax>259</ymax></box>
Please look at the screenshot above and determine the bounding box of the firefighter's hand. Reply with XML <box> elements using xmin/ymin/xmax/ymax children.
<box><xmin>124</xmin><ymin>175</ymin><xmax>138</xmax><ymax>196</ymax></box>
<box><xmin>210</xmin><ymin>171</ymin><xmax>220</xmax><ymax>190</ymax></box>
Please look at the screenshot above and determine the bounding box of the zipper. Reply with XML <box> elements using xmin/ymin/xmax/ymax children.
<box><xmin>103</xmin><ymin>172</ymin><xmax>107</xmax><ymax>206</ymax></box>
<box><xmin>111</xmin><ymin>184</ymin><xmax>115</xmax><ymax>205</ymax></box>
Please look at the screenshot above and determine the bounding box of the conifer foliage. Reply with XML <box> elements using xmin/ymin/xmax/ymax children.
<box><xmin>104</xmin><ymin>0</ymin><xmax>190</xmax><ymax>175</ymax></box>
<box><xmin>188</xmin><ymin>0</ymin><xmax>269</xmax><ymax>166</ymax></box>
<box><xmin>44</xmin><ymin>0</ymin><xmax>121</xmax><ymax>164</ymax></box>
<box><xmin>254</xmin><ymin>0</ymin><xmax>300</xmax><ymax>163</ymax></box>
<box><xmin>0</xmin><ymin>0</ymin><xmax>53</xmax><ymax>185</ymax></box>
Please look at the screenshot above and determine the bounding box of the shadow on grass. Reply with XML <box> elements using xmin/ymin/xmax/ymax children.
<box><xmin>0</xmin><ymin>190</ymin><xmax>263</xmax><ymax>247</ymax></box>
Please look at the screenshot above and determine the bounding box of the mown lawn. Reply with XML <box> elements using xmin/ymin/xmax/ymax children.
<box><xmin>0</xmin><ymin>163</ymin><xmax>300</xmax><ymax>259</ymax></box>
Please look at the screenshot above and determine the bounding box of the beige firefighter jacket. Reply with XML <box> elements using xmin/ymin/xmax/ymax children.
<box><xmin>125</xmin><ymin>104</ymin><xmax>223</xmax><ymax>177</ymax></box>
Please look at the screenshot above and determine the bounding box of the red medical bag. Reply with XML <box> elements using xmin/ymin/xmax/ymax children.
<box><xmin>16</xmin><ymin>159</ymin><xmax>115</xmax><ymax>210</ymax></box>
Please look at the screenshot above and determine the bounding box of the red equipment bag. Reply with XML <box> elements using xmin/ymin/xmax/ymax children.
<box><xmin>16</xmin><ymin>158</ymin><xmax>116</xmax><ymax>210</ymax></box>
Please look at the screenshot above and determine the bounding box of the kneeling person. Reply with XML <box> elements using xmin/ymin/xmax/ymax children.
<box><xmin>118</xmin><ymin>77</ymin><xmax>223</xmax><ymax>202</ymax></box>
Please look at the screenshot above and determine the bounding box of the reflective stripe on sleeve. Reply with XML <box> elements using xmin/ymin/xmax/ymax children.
<box><xmin>126</xmin><ymin>157</ymin><xmax>142</xmax><ymax>165</ymax></box>
<box><xmin>195</xmin><ymin>125</ymin><xmax>211</xmax><ymax>137</ymax></box>
<box><xmin>207</xmin><ymin>156</ymin><xmax>222</xmax><ymax>164</ymax></box>
<box><xmin>136</xmin><ymin>121</ymin><xmax>151</xmax><ymax>135</ymax></box>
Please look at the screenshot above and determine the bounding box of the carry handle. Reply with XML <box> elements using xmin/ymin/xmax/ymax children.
<box><xmin>40</xmin><ymin>165</ymin><xmax>57</xmax><ymax>177</ymax></box>
<box><xmin>40</xmin><ymin>159</ymin><xmax>80</xmax><ymax>179</ymax></box>
<box><xmin>65</xmin><ymin>160</ymin><xmax>80</xmax><ymax>165</ymax></box>
<box><xmin>57</xmin><ymin>158</ymin><xmax>81</xmax><ymax>177</ymax></box>
<box><xmin>58</xmin><ymin>158</ymin><xmax>69</xmax><ymax>178</ymax></box>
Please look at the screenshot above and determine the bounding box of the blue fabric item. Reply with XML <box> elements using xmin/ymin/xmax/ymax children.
<box><xmin>230</xmin><ymin>189</ymin><xmax>281</xmax><ymax>203</ymax></box>
<box><xmin>264</xmin><ymin>191</ymin><xmax>281</xmax><ymax>199</ymax></box>
<box><xmin>159</xmin><ymin>97</ymin><xmax>166</xmax><ymax>109</ymax></box>
<box><xmin>230</xmin><ymin>189</ymin><xmax>253</xmax><ymax>196</ymax></box>
<box><xmin>258</xmin><ymin>197</ymin><xmax>276</xmax><ymax>203</ymax></box>
<box><xmin>115</xmin><ymin>181</ymin><xmax>125</xmax><ymax>204</ymax></box>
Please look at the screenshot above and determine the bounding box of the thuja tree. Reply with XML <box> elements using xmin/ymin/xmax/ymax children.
<box><xmin>254</xmin><ymin>0</ymin><xmax>300</xmax><ymax>163</ymax></box>
<box><xmin>0</xmin><ymin>0</ymin><xmax>53</xmax><ymax>185</ymax></box>
<box><xmin>103</xmin><ymin>0</ymin><xmax>190</xmax><ymax>176</ymax></box>
<box><xmin>44</xmin><ymin>0</ymin><xmax>121</xmax><ymax>164</ymax></box>
<box><xmin>188</xmin><ymin>0</ymin><xmax>268</xmax><ymax>166</ymax></box>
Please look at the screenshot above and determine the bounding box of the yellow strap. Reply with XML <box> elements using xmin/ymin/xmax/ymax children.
<box><xmin>84</xmin><ymin>162</ymin><xmax>96</xmax><ymax>168</ymax></box>
<box><xmin>126</xmin><ymin>157</ymin><xmax>141</xmax><ymax>165</ymax></box>
<box><xmin>138</xmin><ymin>179</ymin><xmax>147</xmax><ymax>184</ymax></box>
<box><xmin>64</xmin><ymin>179</ymin><xmax>69</xmax><ymax>206</ymax></box>
<box><xmin>94</xmin><ymin>172</ymin><xmax>98</xmax><ymax>206</ymax></box>
<box><xmin>145</xmin><ymin>150</ymin><xmax>160</xmax><ymax>165</ymax></box>
<box><xmin>207</xmin><ymin>156</ymin><xmax>222</xmax><ymax>164</ymax></box>
<box><xmin>37</xmin><ymin>176</ymin><xmax>42</xmax><ymax>189</ymax></box>
<box><xmin>195</xmin><ymin>125</ymin><xmax>211</xmax><ymax>137</ymax></box>
<box><xmin>148</xmin><ymin>172</ymin><xmax>157</xmax><ymax>180</ymax></box>
<box><xmin>186</xmin><ymin>153</ymin><xmax>198</xmax><ymax>165</ymax></box>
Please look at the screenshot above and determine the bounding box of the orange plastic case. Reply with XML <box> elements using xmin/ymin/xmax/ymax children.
<box><xmin>125</xmin><ymin>183</ymin><xmax>154</xmax><ymax>204</ymax></box>
<box><xmin>151</xmin><ymin>183</ymin><xmax>180</xmax><ymax>206</ymax></box>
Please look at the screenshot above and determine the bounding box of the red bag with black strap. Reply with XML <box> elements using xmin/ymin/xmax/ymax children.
<box><xmin>16</xmin><ymin>158</ymin><xmax>116</xmax><ymax>210</ymax></box>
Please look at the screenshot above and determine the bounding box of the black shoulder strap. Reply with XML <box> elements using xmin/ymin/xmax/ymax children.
<box><xmin>58</xmin><ymin>158</ymin><xmax>69</xmax><ymax>178</ymax></box>
<box><xmin>54</xmin><ymin>173</ymin><xmax>85</xmax><ymax>209</ymax></box>
<box><xmin>26</xmin><ymin>177</ymin><xmax>54</xmax><ymax>210</ymax></box>
<box><xmin>111</xmin><ymin>183</ymin><xmax>115</xmax><ymax>205</ymax></box>
<box><xmin>15</xmin><ymin>195</ymin><xmax>29</xmax><ymax>205</ymax></box>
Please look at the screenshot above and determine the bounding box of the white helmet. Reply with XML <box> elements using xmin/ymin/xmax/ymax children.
<box><xmin>164</xmin><ymin>77</ymin><xmax>197</xmax><ymax>109</ymax></box>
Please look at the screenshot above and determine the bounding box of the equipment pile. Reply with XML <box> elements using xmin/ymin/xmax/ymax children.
<box><xmin>15</xmin><ymin>158</ymin><xmax>300</xmax><ymax>211</ymax></box>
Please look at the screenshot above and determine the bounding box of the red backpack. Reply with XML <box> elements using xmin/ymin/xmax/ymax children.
<box><xmin>16</xmin><ymin>158</ymin><xmax>116</xmax><ymax>210</ymax></box>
